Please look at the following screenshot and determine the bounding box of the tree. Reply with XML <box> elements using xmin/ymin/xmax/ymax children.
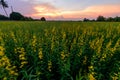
<box><xmin>114</xmin><ymin>16</ymin><xmax>120</xmax><ymax>22</ymax></box>
<box><xmin>83</xmin><ymin>18</ymin><xmax>90</xmax><ymax>22</ymax></box>
<box><xmin>0</xmin><ymin>0</ymin><xmax>8</xmax><ymax>16</ymax></box>
<box><xmin>22</xmin><ymin>17</ymin><xmax>33</xmax><ymax>21</ymax></box>
<box><xmin>10</xmin><ymin>12</ymin><xmax>24</xmax><ymax>20</ymax></box>
<box><xmin>106</xmin><ymin>17</ymin><xmax>114</xmax><ymax>22</ymax></box>
<box><xmin>40</xmin><ymin>17</ymin><xmax>46</xmax><ymax>21</ymax></box>
<box><xmin>96</xmin><ymin>15</ymin><xmax>106</xmax><ymax>21</ymax></box>
<box><xmin>0</xmin><ymin>14</ymin><xmax>9</xmax><ymax>20</ymax></box>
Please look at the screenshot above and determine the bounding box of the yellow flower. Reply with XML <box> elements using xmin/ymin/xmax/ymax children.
<box><xmin>3</xmin><ymin>77</ymin><xmax>7</xmax><ymax>80</ymax></box>
<box><xmin>48</xmin><ymin>61</ymin><xmax>52</xmax><ymax>72</ymax></box>
<box><xmin>89</xmin><ymin>74</ymin><xmax>96</xmax><ymax>80</ymax></box>
<box><xmin>9</xmin><ymin>69</ymin><xmax>18</xmax><ymax>76</ymax></box>
<box><xmin>0</xmin><ymin>41</ymin><xmax>18</xmax><ymax>77</ymax></box>
<box><xmin>20</xmin><ymin>61</ymin><xmax>28</xmax><ymax>68</ymax></box>
<box><xmin>62</xmin><ymin>32</ymin><xmax>66</xmax><ymax>40</ymax></box>
<box><xmin>14</xmin><ymin>73</ymin><xmax>18</xmax><ymax>76</ymax></box>
<box><xmin>20</xmin><ymin>56</ymin><xmax>26</xmax><ymax>60</ymax></box>
<box><xmin>21</xmin><ymin>47</ymin><xmax>25</xmax><ymax>52</ymax></box>
<box><xmin>12</xmin><ymin>66</ymin><xmax>16</xmax><ymax>69</ymax></box>
<box><xmin>5</xmin><ymin>66</ymin><xmax>11</xmax><ymax>71</ymax></box>
<box><xmin>0</xmin><ymin>46</ymin><xmax>5</xmax><ymax>52</ymax></box>
<box><xmin>60</xmin><ymin>51</ymin><xmax>65</xmax><ymax>60</ymax></box>
<box><xmin>0</xmin><ymin>51</ymin><xmax>4</xmax><ymax>56</ymax></box>
<box><xmin>20</xmin><ymin>64</ymin><xmax>24</xmax><ymax>68</ymax></box>
<box><xmin>21</xmin><ymin>61</ymin><xmax>28</xmax><ymax>65</ymax></box>
<box><xmin>38</xmin><ymin>48</ymin><xmax>43</xmax><ymax>60</ymax></box>
<box><xmin>51</xmin><ymin>42</ymin><xmax>54</xmax><ymax>50</ymax></box>
<box><xmin>0</xmin><ymin>46</ymin><xmax>5</xmax><ymax>56</ymax></box>
<box><xmin>89</xmin><ymin>66</ymin><xmax>93</xmax><ymax>69</ymax></box>
<box><xmin>31</xmin><ymin>35</ymin><xmax>37</xmax><ymax>52</ymax></box>
<box><xmin>15</xmin><ymin>47</ymin><xmax>28</xmax><ymax>68</ymax></box>
<box><xmin>9</xmin><ymin>70</ymin><xmax>15</xmax><ymax>75</ymax></box>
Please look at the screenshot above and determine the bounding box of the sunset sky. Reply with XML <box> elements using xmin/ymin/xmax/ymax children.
<box><xmin>1</xmin><ymin>0</ymin><xmax>120</xmax><ymax>20</ymax></box>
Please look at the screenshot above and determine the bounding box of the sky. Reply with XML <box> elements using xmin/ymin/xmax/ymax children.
<box><xmin>1</xmin><ymin>0</ymin><xmax>120</xmax><ymax>20</ymax></box>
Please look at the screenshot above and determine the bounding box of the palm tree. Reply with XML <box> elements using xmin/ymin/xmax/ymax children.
<box><xmin>0</xmin><ymin>0</ymin><xmax>8</xmax><ymax>16</ymax></box>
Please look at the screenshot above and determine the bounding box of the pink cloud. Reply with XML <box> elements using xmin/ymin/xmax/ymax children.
<box><xmin>29</xmin><ymin>3</ymin><xmax>63</xmax><ymax>19</ymax></box>
<box><xmin>34</xmin><ymin>3</ymin><xmax>57</xmax><ymax>13</ymax></box>
<box><xmin>61</xmin><ymin>5</ymin><xmax>120</xmax><ymax>19</ymax></box>
<box><xmin>28</xmin><ymin>4</ymin><xmax>120</xmax><ymax>20</ymax></box>
<box><xmin>83</xmin><ymin>5</ymin><xmax>120</xmax><ymax>17</ymax></box>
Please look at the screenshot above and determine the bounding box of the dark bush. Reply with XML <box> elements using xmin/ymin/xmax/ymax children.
<box><xmin>96</xmin><ymin>16</ymin><xmax>106</xmax><ymax>21</ymax></box>
<box><xmin>10</xmin><ymin>12</ymin><xmax>24</xmax><ymax>20</ymax></box>
<box><xmin>0</xmin><ymin>14</ymin><xmax>9</xmax><ymax>20</ymax></box>
<box><xmin>40</xmin><ymin>17</ymin><xmax>46</xmax><ymax>21</ymax></box>
<box><xmin>83</xmin><ymin>18</ymin><xmax>90</xmax><ymax>22</ymax></box>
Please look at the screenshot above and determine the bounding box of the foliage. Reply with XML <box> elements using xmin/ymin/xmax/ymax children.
<box><xmin>10</xmin><ymin>12</ymin><xmax>24</xmax><ymax>20</ymax></box>
<box><xmin>0</xmin><ymin>0</ymin><xmax>8</xmax><ymax>8</ymax></box>
<box><xmin>83</xmin><ymin>18</ymin><xmax>90</xmax><ymax>22</ymax></box>
<box><xmin>96</xmin><ymin>15</ymin><xmax>106</xmax><ymax>21</ymax></box>
<box><xmin>40</xmin><ymin>17</ymin><xmax>46</xmax><ymax>21</ymax></box>
<box><xmin>23</xmin><ymin>17</ymin><xmax>33</xmax><ymax>21</ymax></box>
<box><xmin>0</xmin><ymin>14</ymin><xmax>9</xmax><ymax>20</ymax></box>
<box><xmin>0</xmin><ymin>21</ymin><xmax>120</xmax><ymax>80</ymax></box>
<box><xmin>114</xmin><ymin>16</ymin><xmax>120</xmax><ymax>22</ymax></box>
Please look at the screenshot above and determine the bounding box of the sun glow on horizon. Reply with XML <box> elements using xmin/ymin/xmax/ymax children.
<box><xmin>27</xmin><ymin>4</ymin><xmax>120</xmax><ymax>20</ymax></box>
<box><xmin>5</xmin><ymin>0</ymin><xmax>120</xmax><ymax>20</ymax></box>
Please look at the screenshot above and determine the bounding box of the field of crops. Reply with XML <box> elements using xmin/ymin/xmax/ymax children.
<box><xmin>0</xmin><ymin>21</ymin><xmax>120</xmax><ymax>80</ymax></box>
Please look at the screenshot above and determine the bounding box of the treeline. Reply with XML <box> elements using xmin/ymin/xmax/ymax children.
<box><xmin>0</xmin><ymin>12</ymin><xmax>120</xmax><ymax>21</ymax></box>
<box><xmin>83</xmin><ymin>15</ymin><xmax>120</xmax><ymax>22</ymax></box>
<box><xmin>0</xmin><ymin>12</ymin><xmax>46</xmax><ymax>21</ymax></box>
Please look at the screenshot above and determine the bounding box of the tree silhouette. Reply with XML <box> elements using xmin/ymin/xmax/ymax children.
<box><xmin>0</xmin><ymin>0</ymin><xmax>8</xmax><ymax>16</ymax></box>
<box><xmin>10</xmin><ymin>12</ymin><xmax>24</xmax><ymax>20</ymax></box>
<box><xmin>83</xmin><ymin>18</ymin><xmax>90</xmax><ymax>22</ymax></box>
<box><xmin>40</xmin><ymin>17</ymin><xmax>46</xmax><ymax>21</ymax></box>
<box><xmin>96</xmin><ymin>15</ymin><xmax>106</xmax><ymax>21</ymax></box>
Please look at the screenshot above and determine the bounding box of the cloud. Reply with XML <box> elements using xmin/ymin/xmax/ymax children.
<box><xmin>84</xmin><ymin>5</ymin><xmax>120</xmax><ymax>16</ymax></box>
<box><xmin>29</xmin><ymin>3</ymin><xmax>63</xmax><ymax>19</ymax></box>
<box><xmin>28</xmin><ymin>4</ymin><xmax>120</xmax><ymax>20</ymax></box>
<box><xmin>59</xmin><ymin>4</ymin><xmax>120</xmax><ymax>19</ymax></box>
<box><xmin>34</xmin><ymin>3</ymin><xmax>57</xmax><ymax>13</ymax></box>
<box><xmin>5</xmin><ymin>0</ymin><xmax>120</xmax><ymax>20</ymax></box>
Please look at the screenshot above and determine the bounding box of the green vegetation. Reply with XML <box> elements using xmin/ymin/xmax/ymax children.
<box><xmin>0</xmin><ymin>21</ymin><xmax>120</xmax><ymax>80</ymax></box>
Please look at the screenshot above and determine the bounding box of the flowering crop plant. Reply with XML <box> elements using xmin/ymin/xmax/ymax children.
<box><xmin>0</xmin><ymin>21</ymin><xmax>120</xmax><ymax>80</ymax></box>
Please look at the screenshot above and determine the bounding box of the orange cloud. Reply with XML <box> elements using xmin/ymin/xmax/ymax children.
<box><xmin>29</xmin><ymin>4</ymin><xmax>120</xmax><ymax>20</ymax></box>
<box><xmin>83</xmin><ymin>5</ymin><xmax>120</xmax><ymax>17</ymax></box>
<box><xmin>61</xmin><ymin>5</ymin><xmax>120</xmax><ymax>19</ymax></box>
<box><xmin>34</xmin><ymin>3</ymin><xmax>57</xmax><ymax>13</ymax></box>
<box><xmin>30</xmin><ymin>3</ymin><xmax>63</xmax><ymax>19</ymax></box>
